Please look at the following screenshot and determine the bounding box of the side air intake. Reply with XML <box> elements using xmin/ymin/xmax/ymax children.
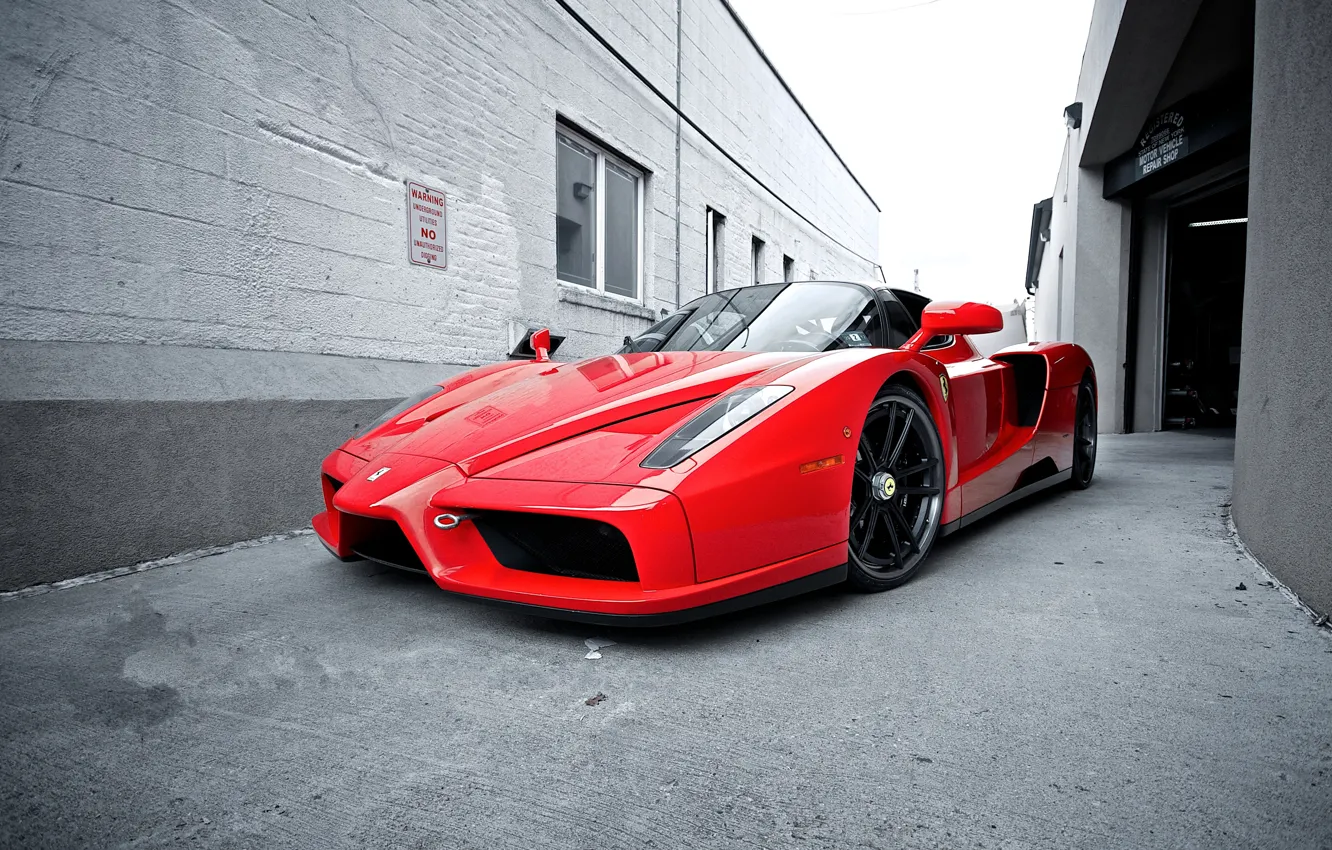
<box><xmin>472</xmin><ymin>511</ymin><xmax>639</xmax><ymax>582</ymax></box>
<box><xmin>350</xmin><ymin>517</ymin><xmax>427</xmax><ymax>574</ymax></box>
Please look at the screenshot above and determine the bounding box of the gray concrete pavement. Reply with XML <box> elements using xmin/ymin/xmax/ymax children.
<box><xmin>2</xmin><ymin>432</ymin><xmax>1330</xmax><ymax>849</ymax></box>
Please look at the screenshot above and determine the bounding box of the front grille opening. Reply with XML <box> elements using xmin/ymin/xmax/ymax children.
<box><xmin>473</xmin><ymin>512</ymin><xmax>639</xmax><ymax>582</ymax></box>
<box><xmin>350</xmin><ymin>517</ymin><xmax>427</xmax><ymax>574</ymax></box>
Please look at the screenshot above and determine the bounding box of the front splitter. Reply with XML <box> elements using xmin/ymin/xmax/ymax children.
<box><xmin>445</xmin><ymin>562</ymin><xmax>848</xmax><ymax>627</ymax></box>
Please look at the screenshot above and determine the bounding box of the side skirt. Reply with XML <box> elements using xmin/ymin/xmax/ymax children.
<box><xmin>940</xmin><ymin>467</ymin><xmax>1074</xmax><ymax>536</ymax></box>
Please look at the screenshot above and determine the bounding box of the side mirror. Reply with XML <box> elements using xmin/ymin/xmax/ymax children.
<box><xmin>531</xmin><ymin>328</ymin><xmax>551</xmax><ymax>363</ymax></box>
<box><xmin>901</xmin><ymin>301</ymin><xmax>1004</xmax><ymax>352</ymax></box>
<box><xmin>507</xmin><ymin>326</ymin><xmax>565</xmax><ymax>361</ymax></box>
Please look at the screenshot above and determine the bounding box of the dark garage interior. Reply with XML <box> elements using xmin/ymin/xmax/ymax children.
<box><xmin>1163</xmin><ymin>181</ymin><xmax>1248</xmax><ymax>429</ymax></box>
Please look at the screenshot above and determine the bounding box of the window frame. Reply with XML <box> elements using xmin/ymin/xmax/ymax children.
<box><xmin>750</xmin><ymin>236</ymin><xmax>765</xmax><ymax>286</ymax></box>
<box><xmin>845</xmin><ymin>284</ymin><xmax>889</xmax><ymax>348</ymax></box>
<box><xmin>705</xmin><ymin>207</ymin><xmax>726</xmax><ymax>293</ymax></box>
<box><xmin>555</xmin><ymin>124</ymin><xmax>645</xmax><ymax>303</ymax></box>
<box><xmin>621</xmin><ymin>281</ymin><xmax>887</xmax><ymax>353</ymax></box>
<box><xmin>881</xmin><ymin>287</ymin><xmax>955</xmax><ymax>350</ymax></box>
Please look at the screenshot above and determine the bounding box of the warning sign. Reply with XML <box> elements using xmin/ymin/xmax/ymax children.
<box><xmin>407</xmin><ymin>180</ymin><xmax>447</xmax><ymax>269</ymax></box>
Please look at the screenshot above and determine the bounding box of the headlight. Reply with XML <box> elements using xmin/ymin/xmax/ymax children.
<box><xmin>641</xmin><ymin>386</ymin><xmax>793</xmax><ymax>469</ymax></box>
<box><xmin>355</xmin><ymin>384</ymin><xmax>444</xmax><ymax>436</ymax></box>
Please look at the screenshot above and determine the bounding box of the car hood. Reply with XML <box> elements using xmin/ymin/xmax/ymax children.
<box><xmin>359</xmin><ymin>350</ymin><xmax>815</xmax><ymax>477</ymax></box>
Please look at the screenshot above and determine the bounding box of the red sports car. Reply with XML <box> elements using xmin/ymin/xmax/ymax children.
<box><xmin>314</xmin><ymin>281</ymin><xmax>1096</xmax><ymax>625</ymax></box>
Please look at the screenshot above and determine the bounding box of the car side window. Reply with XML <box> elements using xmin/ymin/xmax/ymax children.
<box><xmin>883</xmin><ymin>299</ymin><xmax>916</xmax><ymax>348</ymax></box>
<box><xmin>839</xmin><ymin>298</ymin><xmax>883</xmax><ymax>346</ymax></box>
<box><xmin>881</xmin><ymin>288</ymin><xmax>952</xmax><ymax>349</ymax></box>
<box><xmin>624</xmin><ymin>309</ymin><xmax>691</xmax><ymax>352</ymax></box>
<box><xmin>671</xmin><ymin>304</ymin><xmax>744</xmax><ymax>350</ymax></box>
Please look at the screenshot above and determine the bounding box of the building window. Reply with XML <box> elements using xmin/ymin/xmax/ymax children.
<box><xmin>751</xmin><ymin>236</ymin><xmax>765</xmax><ymax>286</ymax></box>
<box><xmin>556</xmin><ymin>126</ymin><xmax>643</xmax><ymax>299</ymax></box>
<box><xmin>783</xmin><ymin>254</ymin><xmax>795</xmax><ymax>282</ymax></box>
<box><xmin>706</xmin><ymin>207</ymin><xmax>726</xmax><ymax>292</ymax></box>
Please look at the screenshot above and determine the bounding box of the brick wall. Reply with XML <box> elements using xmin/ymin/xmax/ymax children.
<box><xmin>1</xmin><ymin>0</ymin><xmax>879</xmax><ymax>367</ymax></box>
<box><xmin>0</xmin><ymin>0</ymin><xmax>880</xmax><ymax>586</ymax></box>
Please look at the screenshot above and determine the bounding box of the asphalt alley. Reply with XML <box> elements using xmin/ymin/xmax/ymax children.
<box><xmin>2</xmin><ymin>432</ymin><xmax>1330</xmax><ymax>849</ymax></box>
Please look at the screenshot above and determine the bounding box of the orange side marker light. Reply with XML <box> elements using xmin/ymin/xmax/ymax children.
<box><xmin>799</xmin><ymin>455</ymin><xmax>844</xmax><ymax>475</ymax></box>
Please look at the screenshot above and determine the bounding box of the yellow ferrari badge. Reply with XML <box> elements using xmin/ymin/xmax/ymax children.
<box><xmin>939</xmin><ymin>373</ymin><xmax>950</xmax><ymax>401</ymax></box>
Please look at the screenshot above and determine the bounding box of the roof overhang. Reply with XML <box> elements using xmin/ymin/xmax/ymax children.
<box><xmin>1078</xmin><ymin>0</ymin><xmax>1203</xmax><ymax>167</ymax></box>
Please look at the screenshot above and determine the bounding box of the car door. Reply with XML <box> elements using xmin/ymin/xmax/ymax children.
<box><xmin>878</xmin><ymin>289</ymin><xmax>1034</xmax><ymax>516</ymax></box>
<box><xmin>944</xmin><ymin>354</ymin><xmax>1035</xmax><ymax>516</ymax></box>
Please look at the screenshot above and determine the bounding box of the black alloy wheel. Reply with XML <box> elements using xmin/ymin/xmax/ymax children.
<box><xmin>847</xmin><ymin>386</ymin><xmax>946</xmax><ymax>592</ymax></box>
<box><xmin>1071</xmin><ymin>378</ymin><xmax>1097</xmax><ymax>489</ymax></box>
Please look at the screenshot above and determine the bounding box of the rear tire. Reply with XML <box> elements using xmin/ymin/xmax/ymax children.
<box><xmin>1070</xmin><ymin>379</ymin><xmax>1097</xmax><ymax>489</ymax></box>
<box><xmin>846</xmin><ymin>385</ymin><xmax>945</xmax><ymax>592</ymax></box>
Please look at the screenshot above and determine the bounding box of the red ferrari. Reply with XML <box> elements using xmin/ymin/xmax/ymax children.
<box><xmin>314</xmin><ymin>281</ymin><xmax>1096</xmax><ymax>624</ymax></box>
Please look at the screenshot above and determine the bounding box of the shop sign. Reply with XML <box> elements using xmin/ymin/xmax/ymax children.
<box><xmin>1103</xmin><ymin>88</ymin><xmax>1249</xmax><ymax>199</ymax></box>
<box><xmin>1135</xmin><ymin>112</ymin><xmax>1188</xmax><ymax>180</ymax></box>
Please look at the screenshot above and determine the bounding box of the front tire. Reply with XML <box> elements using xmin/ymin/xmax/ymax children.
<box><xmin>846</xmin><ymin>385</ymin><xmax>945</xmax><ymax>592</ymax></box>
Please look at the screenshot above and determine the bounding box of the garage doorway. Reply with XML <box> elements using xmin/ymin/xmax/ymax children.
<box><xmin>1162</xmin><ymin>182</ymin><xmax>1248</xmax><ymax>429</ymax></box>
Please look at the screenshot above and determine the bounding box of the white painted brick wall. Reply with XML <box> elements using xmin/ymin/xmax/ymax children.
<box><xmin>0</xmin><ymin>0</ymin><xmax>880</xmax><ymax>374</ymax></box>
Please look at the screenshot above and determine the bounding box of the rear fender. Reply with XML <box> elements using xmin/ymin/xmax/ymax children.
<box><xmin>992</xmin><ymin>341</ymin><xmax>1095</xmax><ymax>471</ymax></box>
<box><xmin>993</xmin><ymin>341</ymin><xmax>1095</xmax><ymax>391</ymax></box>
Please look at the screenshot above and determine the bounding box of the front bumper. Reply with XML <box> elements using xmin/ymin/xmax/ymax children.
<box><xmin>313</xmin><ymin>449</ymin><xmax>845</xmax><ymax>622</ymax></box>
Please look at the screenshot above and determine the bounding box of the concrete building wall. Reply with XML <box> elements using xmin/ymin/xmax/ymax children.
<box><xmin>0</xmin><ymin>0</ymin><xmax>879</xmax><ymax>589</ymax></box>
<box><xmin>1232</xmin><ymin>0</ymin><xmax>1332</xmax><ymax>615</ymax></box>
<box><xmin>679</xmin><ymin>0</ymin><xmax>878</xmax><ymax>266</ymax></box>
<box><xmin>1033</xmin><ymin>0</ymin><xmax>1227</xmax><ymax>435</ymax></box>
<box><xmin>1034</xmin><ymin>0</ymin><xmax>1330</xmax><ymax>615</ymax></box>
<box><xmin>1031</xmin><ymin>0</ymin><xmax>1133</xmax><ymax>433</ymax></box>
<box><xmin>1031</xmin><ymin>146</ymin><xmax>1068</xmax><ymax>344</ymax></box>
<box><xmin>1069</xmin><ymin>168</ymin><xmax>1130</xmax><ymax>433</ymax></box>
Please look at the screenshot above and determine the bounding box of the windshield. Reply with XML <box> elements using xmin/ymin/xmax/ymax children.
<box><xmin>621</xmin><ymin>282</ymin><xmax>881</xmax><ymax>354</ymax></box>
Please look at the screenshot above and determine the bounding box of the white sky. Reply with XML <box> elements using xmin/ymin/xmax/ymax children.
<box><xmin>728</xmin><ymin>0</ymin><xmax>1095</xmax><ymax>306</ymax></box>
